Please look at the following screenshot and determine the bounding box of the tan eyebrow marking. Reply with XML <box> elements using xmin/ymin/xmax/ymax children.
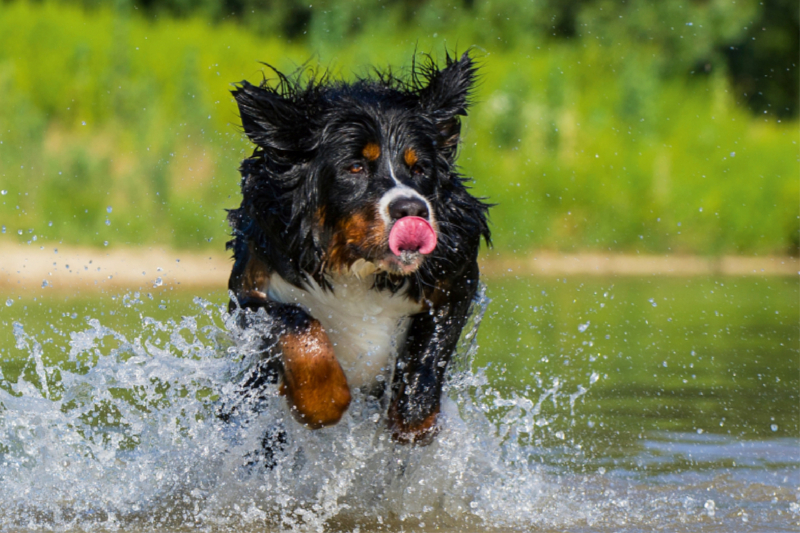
<box><xmin>362</xmin><ymin>143</ymin><xmax>381</xmax><ymax>161</ymax></box>
<box><xmin>404</xmin><ymin>147</ymin><xmax>418</xmax><ymax>167</ymax></box>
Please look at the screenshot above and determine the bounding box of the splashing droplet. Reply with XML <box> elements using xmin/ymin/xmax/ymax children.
<box><xmin>5</xmin><ymin>298</ymin><xmax>13</xmax><ymax>307</ymax></box>
<box><xmin>153</xmin><ymin>277</ymin><xmax>163</xmax><ymax>288</ymax></box>
<box><xmin>704</xmin><ymin>500</ymin><xmax>716</xmax><ymax>518</ymax></box>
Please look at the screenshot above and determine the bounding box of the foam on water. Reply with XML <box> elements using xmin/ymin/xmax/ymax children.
<box><xmin>0</xmin><ymin>290</ymin><xmax>796</xmax><ymax>532</ymax></box>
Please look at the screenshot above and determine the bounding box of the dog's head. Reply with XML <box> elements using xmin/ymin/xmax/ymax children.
<box><xmin>231</xmin><ymin>52</ymin><xmax>489</xmax><ymax>286</ymax></box>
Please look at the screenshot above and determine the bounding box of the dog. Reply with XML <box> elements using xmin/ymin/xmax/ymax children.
<box><xmin>225</xmin><ymin>51</ymin><xmax>490</xmax><ymax>445</ymax></box>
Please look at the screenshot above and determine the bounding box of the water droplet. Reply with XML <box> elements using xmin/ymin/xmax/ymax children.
<box><xmin>648</xmin><ymin>298</ymin><xmax>657</xmax><ymax>307</ymax></box>
<box><xmin>1</xmin><ymin>226</ymin><xmax>5</xmax><ymax>234</ymax></box>
<box><xmin>103</xmin><ymin>241</ymin><xmax>109</xmax><ymax>246</ymax></box>
<box><xmin>41</xmin><ymin>280</ymin><xmax>50</xmax><ymax>288</ymax></box>
<box><xmin>771</xmin><ymin>424</ymin><xmax>778</xmax><ymax>432</ymax></box>
<box><xmin>48</xmin><ymin>221</ymin><xmax>53</xmax><ymax>226</ymax></box>
<box><xmin>5</xmin><ymin>298</ymin><xmax>13</xmax><ymax>307</ymax></box>
<box><xmin>578</xmin><ymin>321</ymin><xmax>590</xmax><ymax>333</ymax></box>
<box><xmin>704</xmin><ymin>500</ymin><xmax>716</xmax><ymax>517</ymax></box>
<box><xmin>105</xmin><ymin>219</ymin><xmax>111</xmax><ymax>226</ymax></box>
<box><xmin>0</xmin><ymin>190</ymin><xmax>7</xmax><ymax>195</ymax></box>
<box><xmin>153</xmin><ymin>277</ymin><xmax>163</xmax><ymax>288</ymax></box>
<box><xmin>730</xmin><ymin>151</ymin><xmax>735</xmax><ymax>157</ymax></box>
<box><xmin>81</xmin><ymin>121</ymin><xmax>86</xmax><ymax>126</ymax></box>
<box><xmin>106</xmin><ymin>206</ymin><xmax>112</xmax><ymax>213</ymax></box>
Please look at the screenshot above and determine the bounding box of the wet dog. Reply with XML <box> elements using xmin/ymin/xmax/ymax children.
<box><xmin>226</xmin><ymin>52</ymin><xmax>490</xmax><ymax>445</ymax></box>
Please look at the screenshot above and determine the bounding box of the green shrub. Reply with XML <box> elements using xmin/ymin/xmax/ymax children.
<box><xmin>0</xmin><ymin>1</ymin><xmax>796</xmax><ymax>255</ymax></box>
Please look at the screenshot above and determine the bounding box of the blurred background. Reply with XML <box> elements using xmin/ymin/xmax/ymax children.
<box><xmin>0</xmin><ymin>0</ymin><xmax>797</xmax><ymax>256</ymax></box>
<box><xmin>0</xmin><ymin>4</ymin><xmax>798</xmax><ymax>529</ymax></box>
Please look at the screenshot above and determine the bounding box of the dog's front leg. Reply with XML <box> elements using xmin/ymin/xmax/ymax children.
<box><xmin>388</xmin><ymin>261</ymin><xmax>479</xmax><ymax>444</ymax></box>
<box><xmin>236</xmin><ymin>296</ymin><xmax>352</xmax><ymax>428</ymax></box>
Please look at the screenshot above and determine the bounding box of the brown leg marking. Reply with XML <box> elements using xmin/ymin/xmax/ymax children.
<box><xmin>279</xmin><ymin>320</ymin><xmax>351</xmax><ymax>429</ymax></box>
<box><xmin>387</xmin><ymin>403</ymin><xmax>440</xmax><ymax>445</ymax></box>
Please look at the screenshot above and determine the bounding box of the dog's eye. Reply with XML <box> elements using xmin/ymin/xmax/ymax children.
<box><xmin>347</xmin><ymin>163</ymin><xmax>365</xmax><ymax>174</ymax></box>
<box><xmin>411</xmin><ymin>165</ymin><xmax>426</xmax><ymax>176</ymax></box>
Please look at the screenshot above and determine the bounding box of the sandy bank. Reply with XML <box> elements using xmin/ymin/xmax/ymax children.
<box><xmin>0</xmin><ymin>243</ymin><xmax>796</xmax><ymax>292</ymax></box>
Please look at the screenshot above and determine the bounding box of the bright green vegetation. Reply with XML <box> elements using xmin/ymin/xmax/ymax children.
<box><xmin>1</xmin><ymin>276</ymin><xmax>797</xmax><ymax>467</ymax></box>
<box><xmin>0</xmin><ymin>1</ymin><xmax>797</xmax><ymax>255</ymax></box>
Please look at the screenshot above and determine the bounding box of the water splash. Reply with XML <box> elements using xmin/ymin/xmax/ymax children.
<box><xmin>4</xmin><ymin>288</ymin><xmax>786</xmax><ymax>532</ymax></box>
<box><xmin>0</xmin><ymin>288</ymin><xmax>604</xmax><ymax>531</ymax></box>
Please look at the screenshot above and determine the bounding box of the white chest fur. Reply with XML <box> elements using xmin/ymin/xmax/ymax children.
<box><xmin>267</xmin><ymin>273</ymin><xmax>423</xmax><ymax>389</ymax></box>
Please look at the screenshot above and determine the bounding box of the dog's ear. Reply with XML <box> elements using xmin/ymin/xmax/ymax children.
<box><xmin>232</xmin><ymin>80</ymin><xmax>313</xmax><ymax>158</ymax></box>
<box><xmin>418</xmin><ymin>52</ymin><xmax>476</xmax><ymax>158</ymax></box>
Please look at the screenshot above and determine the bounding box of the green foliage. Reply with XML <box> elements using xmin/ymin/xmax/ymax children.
<box><xmin>0</xmin><ymin>1</ymin><xmax>797</xmax><ymax>254</ymax></box>
<box><xmin>65</xmin><ymin>0</ymin><xmax>799</xmax><ymax>116</ymax></box>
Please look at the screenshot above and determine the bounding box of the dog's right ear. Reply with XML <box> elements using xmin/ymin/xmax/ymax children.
<box><xmin>232</xmin><ymin>81</ymin><xmax>313</xmax><ymax>157</ymax></box>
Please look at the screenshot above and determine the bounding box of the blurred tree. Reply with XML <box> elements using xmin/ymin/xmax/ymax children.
<box><xmin>9</xmin><ymin>0</ymin><xmax>797</xmax><ymax>117</ymax></box>
<box><xmin>722</xmin><ymin>0</ymin><xmax>798</xmax><ymax>117</ymax></box>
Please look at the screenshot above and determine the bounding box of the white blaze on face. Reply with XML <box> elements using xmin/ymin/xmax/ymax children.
<box><xmin>378</xmin><ymin>159</ymin><xmax>434</xmax><ymax>228</ymax></box>
<box><xmin>378</xmin><ymin>186</ymin><xmax>433</xmax><ymax>228</ymax></box>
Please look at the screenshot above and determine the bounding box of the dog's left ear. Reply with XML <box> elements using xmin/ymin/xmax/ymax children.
<box><xmin>419</xmin><ymin>52</ymin><xmax>476</xmax><ymax>158</ymax></box>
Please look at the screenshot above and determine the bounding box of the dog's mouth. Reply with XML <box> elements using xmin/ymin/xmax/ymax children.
<box><xmin>378</xmin><ymin>216</ymin><xmax>437</xmax><ymax>275</ymax></box>
<box><xmin>333</xmin><ymin>216</ymin><xmax>437</xmax><ymax>278</ymax></box>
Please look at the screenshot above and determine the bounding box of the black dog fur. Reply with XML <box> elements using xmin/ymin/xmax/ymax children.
<box><xmin>226</xmin><ymin>51</ymin><xmax>490</xmax><ymax>444</ymax></box>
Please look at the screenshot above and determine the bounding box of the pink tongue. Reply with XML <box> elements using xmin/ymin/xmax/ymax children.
<box><xmin>389</xmin><ymin>216</ymin><xmax>437</xmax><ymax>256</ymax></box>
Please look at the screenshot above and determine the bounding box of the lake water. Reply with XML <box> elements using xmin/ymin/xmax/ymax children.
<box><xmin>0</xmin><ymin>275</ymin><xmax>797</xmax><ymax>532</ymax></box>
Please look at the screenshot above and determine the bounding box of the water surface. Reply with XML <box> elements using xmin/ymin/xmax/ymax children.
<box><xmin>0</xmin><ymin>275</ymin><xmax>797</xmax><ymax>532</ymax></box>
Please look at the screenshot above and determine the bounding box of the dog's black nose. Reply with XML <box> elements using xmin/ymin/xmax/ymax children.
<box><xmin>388</xmin><ymin>197</ymin><xmax>429</xmax><ymax>220</ymax></box>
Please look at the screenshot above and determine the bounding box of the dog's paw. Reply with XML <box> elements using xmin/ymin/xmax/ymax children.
<box><xmin>387</xmin><ymin>405</ymin><xmax>440</xmax><ymax>445</ymax></box>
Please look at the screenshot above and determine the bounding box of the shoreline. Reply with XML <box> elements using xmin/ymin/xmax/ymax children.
<box><xmin>0</xmin><ymin>244</ymin><xmax>796</xmax><ymax>292</ymax></box>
